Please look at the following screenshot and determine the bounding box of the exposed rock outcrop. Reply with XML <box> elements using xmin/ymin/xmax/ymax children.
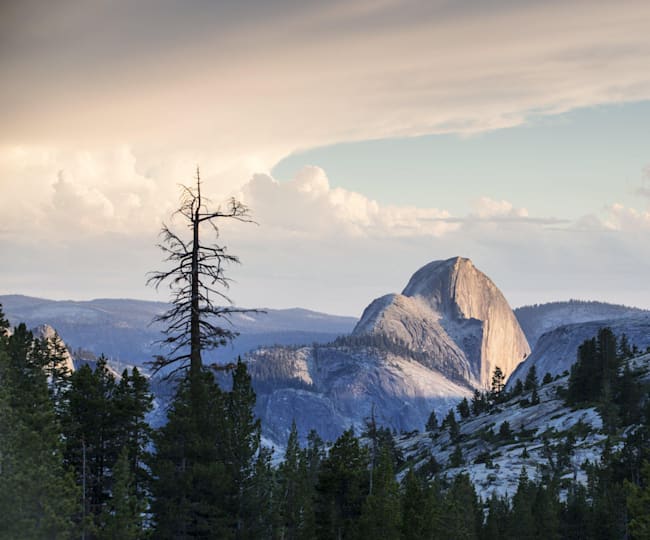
<box><xmin>353</xmin><ymin>257</ymin><xmax>530</xmax><ymax>388</ymax></box>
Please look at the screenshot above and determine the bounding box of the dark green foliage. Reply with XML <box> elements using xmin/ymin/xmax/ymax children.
<box><xmin>457</xmin><ymin>397</ymin><xmax>471</xmax><ymax>419</ymax></box>
<box><xmin>567</xmin><ymin>328</ymin><xmax>618</xmax><ymax>406</ymax></box>
<box><xmin>98</xmin><ymin>448</ymin><xmax>143</xmax><ymax>540</ymax></box>
<box><xmin>530</xmin><ymin>385</ymin><xmax>540</xmax><ymax>405</ymax></box>
<box><xmin>491</xmin><ymin>366</ymin><xmax>506</xmax><ymax>403</ymax></box>
<box><xmin>483</xmin><ymin>492</ymin><xmax>511</xmax><ymax>540</ymax></box>
<box><xmin>149</xmin><ymin>370</ymin><xmax>231</xmax><ymax>538</ymax></box>
<box><xmin>63</xmin><ymin>356</ymin><xmax>152</xmax><ymax>535</ymax></box>
<box><xmin>443</xmin><ymin>473</ymin><xmax>481</xmax><ymax>540</ymax></box>
<box><xmin>567</xmin><ymin>328</ymin><xmax>646</xmax><ymax>431</ymax></box>
<box><xmin>426</xmin><ymin>409</ymin><xmax>438</xmax><ymax>431</ymax></box>
<box><xmin>511</xmin><ymin>378</ymin><xmax>524</xmax><ymax>397</ymax></box>
<box><xmin>401</xmin><ymin>469</ymin><xmax>429</xmax><ymax>540</ymax></box>
<box><xmin>524</xmin><ymin>365</ymin><xmax>538</xmax><ymax>393</ymax></box>
<box><xmin>471</xmin><ymin>389</ymin><xmax>489</xmax><ymax>415</ymax></box>
<box><xmin>277</xmin><ymin>421</ymin><xmax>316</xmax><ymax>540</ymax></box>
<box><xmin>498</xmin><ymin>420</ymin><xmax>513</xmax><ymax>440</ymax></box>
<box><xmin>315</xmin><ymin>428</ymin><xmax>369</xmax><ymax>539</ymax></box>
<box><xmin>363</xmin><ymin>412</ymin><xmax>404</xmax><ymax>472</ymax></box>
<box><xmin>449</xmin><ymin>444</ymin><xmax>465</xmax><ymax>468</ymax></box>
<box><xmin>0</xmin><ymin>317</ymin><xmax>78</xmax><ymax>539</ymax></box>
<box><xmin>543</xmin><ymin>372</ymin><xmax>553</xmax><ymax>385</ymax></box>
<box><xmin>149</xmin><ymin>358</ymin><xmax>264</xmax><ymax>539</ymax></box>
<box><xmin>626</xmin><ymin>461</ymin><xmax>650</xmax><ymax>539</ymax></box>
<box><xmin>443</xmin><ymin>409</ymin><xmax>460</xmax><ymax>442</ymax></box>
<box><xmin>359</xmin><ymin>448</ymin><xmax>401</xmax><ymax>539</ymax></box>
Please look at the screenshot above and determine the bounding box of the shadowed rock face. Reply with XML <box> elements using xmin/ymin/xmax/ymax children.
<box><xmin>507</xmin><ymin>314</ymin><xmax>650</xmax><ymax>388</ymax></box>
<box><xmin>353</xmin><ymin>257</ymin><xmax>530</xmax><ymax>388</ymax></box>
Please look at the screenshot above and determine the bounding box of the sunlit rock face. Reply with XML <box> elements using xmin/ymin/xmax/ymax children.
<box><xmin>32</xmin><ymin>323</ymin><xmax>76</xmax><ymax>375</ymax></box>
<box><xmin>245</xmin><ymin>257</ymin><xmax>530</xmax><ymax>447</ymax></box>
<box><xmin>353</xmin><ymin>257</ymin><xmax>531</xmax><ymax>389</ymax></box>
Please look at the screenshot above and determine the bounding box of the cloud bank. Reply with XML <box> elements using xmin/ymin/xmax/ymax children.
<box><xmin>3</xmin><ymin>159</ymin><xmax>649</xmax><ymax>314</ymax></box>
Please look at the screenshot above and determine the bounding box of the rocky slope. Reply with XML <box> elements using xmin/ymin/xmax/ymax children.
<box><xmin>243</xmin><ymin>344</ymin><xmax>472</xmax><ymax>445</ymax></box>
<box><xmin>243</xmin><ymin>257</ymin><xmax>530</xmax><ymax>446</ymax></box>
<box><xmin>514</xmin><ymin>300</ymin><xmax>648</xmax><ymax>349</ymax></box>
<box><xmin>507</xmin><ymin>314</ymin><xmax>650</xmax><ymax>388</ymax></box>
<box><xmin>396</xmin><ymin>352</ymin><xmax>650</xmax><ymax>500</ymax></box>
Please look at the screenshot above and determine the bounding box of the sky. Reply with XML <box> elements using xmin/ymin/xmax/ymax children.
<box><xmin>1</xmin><ymin>0</ymin><xmax>650</xmax><ymax>317</ymax></box>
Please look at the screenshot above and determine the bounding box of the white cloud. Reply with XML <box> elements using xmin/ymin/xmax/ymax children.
<box><xmin>471</xmin><ymin>197</ymin><xmax>529</xmax><ymax>219</ymax></box>
<box><xmin>602</xmin><ymin>203</ymin><xmax>650</xmax><ymax>231</ymax></box>
<box><xmin>237</xmin><ymin>167</ymin><xmax>457</xmax><ymax>239</ymax></box>
<box><xmin>2</xmin><ymin>1</ymin><xmax>650</xmax><ymax>170</ymax></box>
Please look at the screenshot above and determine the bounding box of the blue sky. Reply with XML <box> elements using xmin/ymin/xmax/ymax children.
<box><xmin>273</xmin><ymin>102</ymin><xmax>650</xmax><ymax>220</ymax></box>
<box><xmin>1</xmin><ymin>1</ymin><xmax>650</xmax><ymax>315</ymax></box>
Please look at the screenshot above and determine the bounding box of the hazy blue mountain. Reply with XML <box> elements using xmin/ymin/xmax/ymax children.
<box><xmin>514</xmin><ymin>299</ymin><xmax>647</xmax><ymax>349</ymax></box>
<box><xmin>507</xmin><ymin>313</ymin><xmax>650</xmax><ymax>388</ymax></box>
<box><xmin>0</xmin><ymin>295</ymin><xmax>357</xmax><ymax>368</ymax></box>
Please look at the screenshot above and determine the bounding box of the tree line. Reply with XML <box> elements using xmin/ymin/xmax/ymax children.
<box><xmin>2</xmin><ymin>309</ymin><xmax>650</xmax><ymax>539</ymax></box>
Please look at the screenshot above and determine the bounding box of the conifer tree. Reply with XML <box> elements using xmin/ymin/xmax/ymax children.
<box><xmin>0</xmin><ymin>319</ymin><xmax>78</xmax><ymax>539</ymax></box>
<box><xmin>225</xmin><ymin>358</ymin><xmax>262</xmax><ymax>535</ymax></box>
<box><xmin>626</xmin><ymin>461</ymin><xmax>650</xmax><ymax>539</ymax></box>
<box><xmin>149</xmin><ymin>369</ymin><xmax>231</xmax><ymax>538</ymax></box>
<box><xmin>99</xmin><ymin>448</ymin><xmax>143</xmax><ymax>540</ymax></box>
<box><xmin>358</xmin><ymin>448</ymin><xmax>400</xmax><ymax>540</ymax></box>
<box><xmin>490</xmin><ymin>366</ymin><xmax>505</xmax><ymax>403</ymax></box>
<box><xmin>524</xmin><ymin>365</ymin><xmax>538</xmax><ymax>393</ymax></box>
<box><xmin>278</xmin><ymin>421</ymin><xmax>315</xmax><ymax>540</ymax></box>
<box><xmin>316</xmin><ymin>428</ymin><xmax>369</xmax><ymax>539</ymax></box>
<box><xmin>457</xmin><ymin>397</ymin><xmax>471</xmax><ymax>419</ymax></box>
<box><xmin>444</xmin><ymin>473</ymin><xmax>481</xmax><ymax>540</ymax></box>
<box><xmin>426</xmin><ymin>409</ymin><xmax>439</xmax><ymax>431</ymax></box>
<box><xmin>401</xmin><ymin>469</ymin><xmax>429</xmax><ymax>540</ymax></box>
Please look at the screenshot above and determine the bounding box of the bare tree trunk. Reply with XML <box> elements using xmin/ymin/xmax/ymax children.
<box><xmin>190</xmin><ymin>168</ymin><xmax>202</xmax><ymax>380</ymax></box>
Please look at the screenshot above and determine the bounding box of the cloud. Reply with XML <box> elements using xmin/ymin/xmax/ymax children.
<box><xmin>237</xmin><ymin>167</ymin><xmax>457</xmax><ymax>238</ymax></box>
<box><xmin>602</xmin><ymin>203</ymin><xmax>650</xmax><ymax>231</ymax></box>
<box><xmin>3</xmin><ymin>160</ymin><xmax>650</xmax><ymax>314</ymax></box>
<box><xmin>2</xmin><ymin>1</ymin><xmax>650</xmax><ymax>171</ymax></box>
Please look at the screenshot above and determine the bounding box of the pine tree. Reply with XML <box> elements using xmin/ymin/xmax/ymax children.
<box><xmin>524</xmin><ymin>365</ymin><xmax>538</xmax><ymax>393</ymax></box>
<box><xmin>146</xmin><ymin>168</ymin><xmax>254</xmax><ymax>387</ymax></box>
<box><xmin>443</xmin><ymin>409</ymin><xmax>460</xmax><ymax>442</ymax></box>
<box><xmin>449</xmin><ymin>443</ymin><xmax>465</xmax><ymax>468</ymax></box>
<box><xmin>113</xmin><ymin>367</ymin><xmax>153</xmax><ymax>498</ymax></box>
<box><xmin>401</xmin><ymin>469</ymin><xmax>428</xmax><ymax>540</ymax></box>
<box><xmin>457</xmin><ymin>397</ymin><xmax>471</xmax><ymax>419</ymax></box>
<box><xmin>471</xmin><ymin>389</ymin><xmax>488</xmax><ymax>415</ymax></box>
<box><xmin>63</xmin><ymin>357</ymin><xmax>121</xmax><ymax>528</ymax></box>
<box><xmin>225</xmin><ymin>358</ymin><xmax>262</xmax><ymax>535</ymax></box>
<box><xmin>316</xmin><ymin>428</ymin><xmax>369</xmax><ymax>540</ymax></box>
<box><xmin>444</xmin><ymin>473</ymin><xmax>481</xmax><ymax>540</ymax></box>
<box><xmin>0</xmin><ymin>318</ymin><xmax>78</xmax><ymax>539</ymax></box>
<box><xmin>626</xmin><ymin>461</ymin><xmax>650</xmax><ymax>539</ymax></box>
<box><xmin>426</xmin><ymin>409</ymin><xmax>438</xmax><ymax>431</ymax></box>
<box><xmin>491</xmin><ymin>366</ymin><xmax>505</xmax><ymax>403</ymax></box>
<box><xmin>358</xmin><ymin>448</ymin><xmax>400</xmax><ymax>540</ymax></box>
<box><xmin>149</xmin><ymin>370</ymin><xmax>231</xmax><ymax>538</ymax></box>
<box><xmin>278</xmin><ymin>421</ymin><xmax>315</xmax><ymax>540</ymax></box>
<box><xmin>510</xmin><ymin>468</ymin><xmax>536</xmax><ymax>540</ymax></box>
<box><xmin>560</xmin><ymin>482</ymin><xmax>591</xmax><ymax>540</ymax></box>
<box><xmin>99</xmin><ymin>447</ymin><xmax>143</xmax><ymax>540</ymax></box>
<box><xmin>483</xmin><ymin>493</ymin><xmax>511</xmax><ymax>540</ymax></box>
<box><xmin>498</xmin><ymin>420</ymin><xmax>513</xmax><ymax>440</ymax></box>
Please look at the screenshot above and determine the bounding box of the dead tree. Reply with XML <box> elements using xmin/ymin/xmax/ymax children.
<box><xmin>147</xmin><ymin>168</ymin><xmax>254</xmax><ymax>381</ymax></box>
